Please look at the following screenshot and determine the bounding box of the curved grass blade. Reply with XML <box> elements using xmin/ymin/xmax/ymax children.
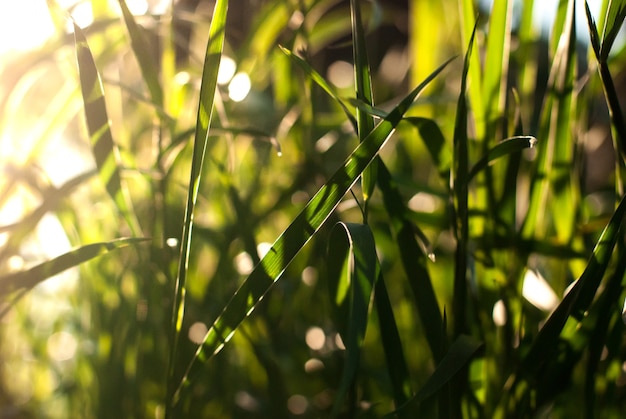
<box><xmin>118</xmin><ymin>0</ymin><xmax>163</xmax><ymax>107</ymax></box>
<box><xmin>519</xmin><ymin>192</ymin><xmax>626</xmax><ymax>378</ymax></box>
<box><xmin>279</xmin><ymin>45</ymin><xmax>357</xmax><ymax>129</ymax></box>
<box><xmin>351</xmin><ymin>0</ymin><xmax>376</xmax><ymax>213</ymax></box>
<box><xmin>467</xmin><ymin>136</ymin><xmax>537</xmax><ymax>181</ymax></box>
<box><xmin>74</xmin><ymin>23</ymin><xmax>141</xmax><ymax>235</ymax></box>
<box><xmin>166</xmin><ymin>0</ymin><xmax>228</xmax><ymax>412</ymax></box>
<box><xmin>387</xmin><ymin>335</ymin><xmax>483</xmax><ymax>417</ymax></box>
<box><xmin>327</xmin><ymin>222</ymin><xmax>378</xmax><ymax>416</ymax></box>
<box><xmin>172</xmin><ymin>58</ymin><xmax>453</xmax><ymax>406</ymax></box>
<box><xmin>0</xmin><ymin>238</ymin><xmax>149</xmax><ymax>298</ymax></box>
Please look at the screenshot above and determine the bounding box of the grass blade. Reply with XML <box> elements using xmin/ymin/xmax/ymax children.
<box><xmin>74</xmin><ymin>23</ymin><xmax>141</xmax><ymax>235</ymax></box>
<box><xmin>166</xmin><ymin>0</ymin><xmax>228</xmax><ymax>413</ymax></box>
<box><xmin>327</xmin><ymin>222</ymin><xmax>378</xmax><ymax>416</ymax></box>
<box><xmin>172</xmin><ymin>58</ymin><xmax>453</xmax><ymax>406</ymax></box>
<box><xmin>389</xmin><ymin>335</ymin><xmax>483</xmax><ymax>416</ymax></box>
<box><xmin>118</xmin><ymin>0</ymin><xmax>163</xmax><ymax>107</ymax></box>
<box><xmin>0</xmin><ymin>238</ymin><xmax>149</xmax><ymax>297</ymax></box>
<box><xmin>374</xmin><ymin>271</ymin><xmax>412</xmax><ymax>411</ymax></box>
<box><xmin>467</xmin><ymin>136</ymin><xmax>537</xmax><ymax>181</ymax></box>
<box><xmin>519</xmin><ymin>192</ymin><xmax>626</xmax><ymax>378</ymax></box>
<box><xmin>600</xmin><ymin>0</ymin><xmax>626</xmax><ymax>60</ymax></box>
<box><xmin>279</xmin><ymin>45</ymin><xmax>357</xmax><ymax>128</ymax></box>
<box><xmin>377</xmin><ymin>161</ymin><xmax>443</xmax><ymax>362</ymax></box>
<box><xmin>350</xmin><ymin>0</ymin><xmax>376</xmax><ymax>214</ymax></box>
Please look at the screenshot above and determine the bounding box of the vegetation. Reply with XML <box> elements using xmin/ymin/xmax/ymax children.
<box><xmin>1</xmin><ymin>0</ymin><xmax>626</xmax><ymax>417</ymax></box>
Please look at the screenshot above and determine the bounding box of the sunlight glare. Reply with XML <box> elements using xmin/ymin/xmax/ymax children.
<box><xmin>522</xmin><ymin>269</ymin><xmax>559</xmax><ymax>312</ymax></box>
<box><xmin>0</xmin><ymin>1</ymin><xmax>55</xmax><ymax>54</ymax></box>
<box><xmin>228</xmin><ymin>72</ymin><xmax>251</xmax><ymax>102</ymax></box>
<box><xmin>305</xmin><ymin>327</ymin><xmax>326</xmax><ymax>351</ymax></box>
<box><xmin>217</xmin><ymin>56</ymin><xmax>236</xmax><ymax>85</ymax></box>
<box><xmin>47</xmin><ymin>331</ymin><xmax>78</xmax><ymax>362</ymax></box>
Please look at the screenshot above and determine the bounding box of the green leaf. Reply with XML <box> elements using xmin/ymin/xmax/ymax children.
<box><xmin>171</xmin><ymin>57</ymin><xmax>453</xmax><ymax>406</ymax></box>
<box><xmin>519</xmin><ymin>192</ymin><xmax>626</xmax><ymax>378</ymax></box>
<box><xmin>377</xmin><ymin>161</ymin><xmax>443</xmax><ymax>362</ymax></box>
<box><xmin>404</xmin><ymin>117</ymin><xmax>451</xmax><ymax>180</ymax></box>
<box><xmin>351</xmin><ymin>0</ymin><xmax>377</xmax><ymax>211</ymax></box>
<box><xmin>468</xmin><ymin>136</ymin><xmax>537</xmax><ymax>181</ymax></box>
<box><xmin>118</xmin><ymin>0</ymin><xmax>163</xmax><ymax>106</ymax></box>
<box><xmin>73</xmin><ymin>23</ymin><xmax>141</xmax><ymax>235</ymax></box>
<box><xmin>279</xmin><ymin>45</ymin><xmax>357</xmax><ymax>129</ymax></box>
<box><xmin>601</xmin><ymin>0</ymin><xmax>626</xmax><ymax>60</ymax></box>
<box><xmin>375</xmin><ymin>272</ymin><xmax>412</xmax><ymax>411</ymax></box>
<box><xmin>0</xmin><ymin>238</ymin><xmax>149</xmax><ymax>297</ymax></box>
<box><xmin>389</xmin><ymin>335</ymin><xmax>483</xmax><ymax>416</ymax></box>
<box><xmin>327</xmin><ymin>222</ymin><xmax>378</xmax><ymax>416</ymax></box>
<box><xmin>167</xmin><ymin>0</ymin><xmax>229</xmax><ymax>412</ymax></box>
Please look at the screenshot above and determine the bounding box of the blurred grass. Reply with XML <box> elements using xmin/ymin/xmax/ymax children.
<box><xmin>0</xmin><ymin>0</ymin><xmax>626</xmax><ymax>418</ymax></box>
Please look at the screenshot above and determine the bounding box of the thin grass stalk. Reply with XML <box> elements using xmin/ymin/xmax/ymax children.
<box><xmin>166</xmin><ymin>0</ymin><xmax>228</xmax><ymax>415</ymax></box>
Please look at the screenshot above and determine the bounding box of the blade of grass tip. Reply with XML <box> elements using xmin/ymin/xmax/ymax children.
<box><xmin>467</xmin><ymin>136</ymin><xmax>537</xmax><ymax>181</ymax></box>
<box><xmin>166</xmin><ymin>0</ymin><xmax>228</xmax><ymax>413</ymax></box>
<box><xmin>279</xmin><ymin>45</ymin><xmax>357</xmax><ymax>129</ymax></box>
<box><xmin>350</xmin><ymin>0</ymin><xmax>376</xmax><ymax>218</ymax></box>
<box><xmin>518</xmin><ymin>192</ymin><xmax>626</xmax><ymax>378</ymax></box>
<box><xmin>73</xmin><ymin>23</ymin><xmax>141</xmax><ymax>236</ymax></box>
<box><xmin>600</xmin><ymin>0</ymin><xmax>626</xmax><ymax>61</ymax></box>
<box><xmin>585</xmin><ymin>1</ymin><xmax>626</xmax><ymax>163</ymax></box>
<box><xmin>118</xmin><ymin>0</ymin><xmax>163</xmax><ymax>107</ymax></box>
<box><xmin>377</xmin><ymin>160</ymin><xmax>443</xmax><ymax>362</ymax></box>
<box><xmin>172</xmin><ymin>58</ymin><xmax>454</xmax><ymax>407</ymax></box>
<box><xmin>0</xmin><ymin>238</ymin><xmax>149</xmax><ymax>298</ymax></box>
<box><xmin>327</xmin><ymin>222</ymin><xmax>378</xmax><ymax>417</ymax></box>
<box><xmin>449</xmin><ymin>21</ymin><xmax>476</xmax><ymax>419</ymax></box>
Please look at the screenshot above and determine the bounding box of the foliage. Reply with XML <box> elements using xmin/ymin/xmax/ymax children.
<box><xmin>1</xmin><ymin>0</ymin><xmax>626</xmax><ymax>417</ymax></box>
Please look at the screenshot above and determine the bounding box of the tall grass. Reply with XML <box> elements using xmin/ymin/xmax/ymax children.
<box><xmin>1</xmin><ymin>0</ymin><xmax>626</xmax><ymax>417</ymax></box>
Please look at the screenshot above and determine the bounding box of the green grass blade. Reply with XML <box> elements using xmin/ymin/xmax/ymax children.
<box><xmin>451</xmin><ymin>23</ymin><xmax>476</xmax><ymax>337</ymax></box>
<box><xmin>377</xmin><ymin>160</ymin><xmax>443</xmax><ymax>362</ymax></box>
<box><xmin>279</xmin><ymin>45</ymin><xmax>357</xmax><ymax>128</ymax></box>
<box><xmin>73</xmin><ymin>23</ymin><xmax>141</xmax><ymax>235</ymax></box>
<box><xmin>171</xmin><ymin>59</ymin><xmax>452</xmax><ymax>406</ymax></box>
<box><xmin>600</xmin><ymin>0</ymin><xmax>626</xmax><ymax>60</ymax></box>
<box><xmin>327</xmin><ymin>222</ymin><xmax>378</xmax><ymax>416</ymax></box>
<box><xmin>404</xmin><ymin>117</ymin><xmax>451</xmax><ymax>180</ymax></box>
<box><xmin>519</xmin><ymin>192</ymin><xmax>626</xmax><ymax>377</ymax></box>
<box><xmin>350</xmin><ymin>0</ymin><xmax>377</xmax><ymax>213</ymax></box>
<box><xmin>389</xmin><ymin>335</ymin><xmax>483</xmax><ymax>416</ymax></box>
<box><xmin>0</xmin><ymin>238</ymin><xmax>149</xmax><ymax>297</ymax></box>
<box><xmin>118</xmin><ymin>0</ymin><xmax>163</xmax><ymax>107</ymax></box>
<box><xmin>374</xmin><ymin>271</ymin><xmax>412</xmax><ymax>412</ymax></box>
<box><xmin>167</xmin><ymin>0</ymin><xmax>228</xmax><ymax>412</ymax></box>
<box><xmin>467</xmin><ymin>136</ymin><xmax>537</xmax><ymax>181</ymax></box>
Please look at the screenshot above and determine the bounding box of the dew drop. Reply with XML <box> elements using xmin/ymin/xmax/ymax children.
<box><xmin>427</xmin><ymin>252</ymin><xmax>436</xmax><ymax>262</ymax></box>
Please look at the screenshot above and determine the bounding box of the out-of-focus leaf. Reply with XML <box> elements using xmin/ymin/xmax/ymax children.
<box><xmin>171</xmin><ymin>58</ymin><xmax>453</xmax><ymax>406</ymax></box>
<box><xmin>0</xmin><ymin>238</ymin><xmax>149</xmax><ymax>297</ymax></box>
<box><xmin>327</xmin><ymin>222</ymin><xmax>378</xmax><ymax>416</ymax></box>
<box><xmin>118</xmin><ymin>0</ymin><xmax>163</xmax><ymax>106</ymax></box>
<box><xmin>389</xmin><ymin>335</ymin><xmax>483</xmax><ymax>416</ymax></box>
<box><xmin>280</xmin><ymin>45</ymin><xmax>357</xmax><ymax>128</ymax></box>
<box><xmin>404</xmin><ymin>116</ymin><xmax>451</xmax><ymax>180</ymax></box>
<box><xmin>74</xmin><ymin>23</ymin><xmax>141</xmax><ymax>235</ymax></box>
